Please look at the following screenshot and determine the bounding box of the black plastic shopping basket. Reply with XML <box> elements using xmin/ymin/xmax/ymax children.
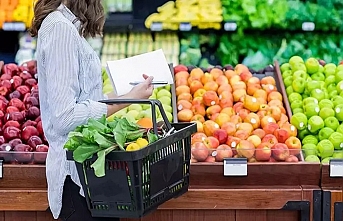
<box><xmin>66</xmin><ymin>99</ymin><xmax>197</xmax><ymax>218</ymax></box>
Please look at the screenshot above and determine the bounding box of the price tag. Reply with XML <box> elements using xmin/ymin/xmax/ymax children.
<box><xmin>224</xmin><ymin>22</ymin><xmax>237</xmax><ymax>31</ymax></box>
<box><xmin>0</xmin><ymin>159</ymin><xmax>3</xmax><ymax>179</ymax></box>
<box><xmin>224</xmin><ymin>158</ymin><xmax>247</xmax><ymax>177</ymax></box>
<box><xmin>150</xmin><ymin>22</ymin><xmax>163</xmax><ymax>31</ymax></box>
<box><xmin>2</xmin><ymin>22</ymin><xmax>26</xmax><ymax>31</ymax></box>
<box><xmin>302</xmin><ymin>22</ymin><xmax>315</xmax><ymax>31</ymax></box>
<box><xmin>330</xmin><ymin>159</ymin><xmax>343</xmax><ymax>177</ymax></box>
<box><xmin>179</xmin><ymin>22</ymin><xmax>192</xmax><ymax>31</ymax></box>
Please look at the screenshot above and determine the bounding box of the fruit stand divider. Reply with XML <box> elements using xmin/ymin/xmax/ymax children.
<box><xmin>276</xmin><ymin>60</ymin><xmax>343</xmax><ymax>221</ymax></box>
<box><xmin>321</xmin><ymin>165</ymin><xmax>343</xmax><ymax>221</ymax></box>
<box><xmin>124</xmin><ymin>65</ymin><xmax>322</xmax><ymax>221</ymax></box>
<box><xmin>0</xmin><ymin>164</ymin><xmax>53</xmax><ymax>220</ymax></box>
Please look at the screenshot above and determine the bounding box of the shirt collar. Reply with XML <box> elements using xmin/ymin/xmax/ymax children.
<box><xmin>57</xmin><ymin>4</ymin><xmax>81</xmax><ymax>30</ymax></box>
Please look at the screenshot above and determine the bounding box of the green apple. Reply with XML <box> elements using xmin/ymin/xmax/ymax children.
<box><xmin>311</xmin><ymin>89</ymin><xmax>325</xmax><ymax>102</ymax></box>
<box><xmin>149</xmin><ymin>94</ymin><xmax>157</xmax><ymax>99</ymax></box>
<box><xmin>293</xmin><ymin>108</ymin><xmax>304</xmax><ymax>114</ymax></box>
<box><xmin>290</xmin><ymin>112</ymin><xmax>308</xmax><ymax>130</ymax></box>
<box><xmin>113</xmin><ymin>108</ymin><xmax>127</xmax><ymax>118</ymax></box>
<box><xmin>336</xmin><ymin>65</ymin><xmax>343</xmax><ymax>73</ymax></box>
<box><xmin>311</xmin><ymin>72</ymin><xmax>325</xmax><ymax>81</ymax></box>
<box><xmin>304</xmin><ymin>103</ymin><xmax>320</xmax><ymax>118</ymax></box>
<box><xmin>305</xmin><ymin>58</ymin><xmax>320</xmax><ymax>74</ymax></box>
<box><xmin>162</xmin><ymin>104</ymin><xmax>173</xmax><ymax>113</ymax></box>
<box><xmin>332</xmin><ymin>96</ymin><xmax>343</xmax><ymax>107</ymax></box>
<box><xmin>317</xmin><ymin>139</ymin><xmax>334</xmax><ymax>158</ymax></box>
<box><xmin>319</xmin><ymin>107</ymin><xmax>335</xmax><ymax>120</ymax></box>
<box><xmin>142</xmin><ymin>104</ymin><xmax>150</xmax><ymax>110</ymax></box>
<box><xmin>165</xmin><ymin>112</ymin><xmax>173</xmax><ymax>122</ymax></box>
<box><xmin>303</xmin><ymin>94</ymin><xmax>309</xmax><ymax>99</ymax></box>
<box><xmin>164</xmin><ymin>85</ymin><xmax>171</xmax><ymax>91</ymax></box>
<box><xmin>292</xmin><ymin>78</ymin><xmax>306</xmax><ymax>93</ymax></box>
<box><xmin>157</xmin><ymin>89</ymin><xmax>172</xmax><ymax>99</ymax></box>
<box><xmin>335</xmin><ymin>104</ymin><xmax>343</xmax><ymax>121</ymax></box>
<box><xmin>307</xmin><ymin>115</ymin><xmax>324</xmax><ymax>133</ymax></box>
<box><xmin>282</xmin><ymin>70</ymin><xmax>293</xmax><ymax>79</ymax></box>
<box><xmin>336</xmin><ymin>70</ymin><xmax>343</xmax><ymax>83</ymax></box>
<box><xmin>324</xmin><ymin>116</ymin><xmax>340</xmax><ymax>131</ymax></box>
<box><xmin>337</xmin><ymin>124</ymin><xmax>343</xmax><ymax>134</ymax></box>
<box><xmin>319</xmin><ymin>99</ymin><xmax>334</xmax><ymax>109</ymax></box>
<box><xmin>302</xmin><ymin>134</ymin><xmax>319</xmax><ymax>145</ymax></box>
<box><xmin>318</xmin><ymin>127</ymin><xmax>335</xmax><ymax>140</ymax></box>
<box><xmin>159</xmin><ymin>96</ymin><xmax>172</xmax><ymax>106</ymax></box>
<box><xmin>327</xmin><ymin>83</ymin><xmax>337</xmax><ymax>93</ymax></box>
<box><xmin>303</xmin><ymin>97</ymin><xmax>318</xmax><ymax>106</ymax></box>
<box><xmin>336</xmin><ymin>80</ymin><xmax>343</xmax><ymax>93</ymax></box>
<box><xmin>286</xmin><ymin>86</ymin><xmax>294</xmax><ymax>95</ymax></box>
<box><xmin>281</xmin><ymin>63</ymin><xmax>291</xmax><ymax>72</ymax></box>
<box><xmin>288</xmin><ymin>92</ymin><xmax>303</xmax><ymax>103</ymax></box>
<box><xmin>284</xmin><ymin>76</ymin><xmax>293</xmax><ymax>87</ymax></box>
<box><xmin>329</xmin><ymin>132</ymin><xmax>343</xmax><ymax>150</ymax></box>
<box><xmin>128</xmin><ymin>104</ymin><xmax>143</xmax><ymax>112</ymax></box>
<box><xmin>126</xmin><ymin>110</ymin><xmax>140</xmax><ymax>120</ymax></box>
<box><xmin>329</xmin><ymin>90</ymin><xmax>338</xmax><ymax>99</ymax></box>
<box><xmin>289</xmin><ymin>55</ymin><xmax>304</xmax><ymax>65</ymax></box>
<box><xmin>333</xmin><ymin>151</ymin><xmax>343</xmax><ymax>159</ymax></box>
<box><xmin>291</xmin><ymin>100</ymin><xmax>303</xmax><ymax>110</ymax></box>
<box><xmin>293</xmin><ymin>63</ymin><xmax>307</xmax><ymax>72</ymax></box>
<box><xmin>302</xmin><ymin>143</ymin><xmax>317</xmax><ymax>157</ymax></box>
<box><xmin>305</xmin><ymin>155</ymin><xmax>321</xmax><ymax>163</ymax></box>
<box><xmin>293</xmin><ymin>70</ymin><xmax>308</xmax><ymax>80</ymax></box>
<box><xmin>318</xmin><ymin>65</ymin><xmax>324</xmax><ymax>73</ymax></box>
<box><xmin>340</xmin><ymin>91</ymin><xmax>343</xmax><ymax>97</ymax></box>
<box><xmin>325</xmin><ymin>75</ymin><xmax>336</xmax><ymax>87</ymax></box>
<box><xmin>298</xmin><ymin>128</ymin><xmax>311</xmax><ymax>140</ymax></box>
<box><xmin>306</xmin><ymin>80</ymin><xmax>324</xmax><ymax>92</ymax></box>
<box><xmin>324</xmin><ymin>63</ymin><xmax>337</xmax><ymax>76</ymax></box>
<box><xmin>322</xmin><ymin>157</ymin><xmax>333</xmax><ymax>164</ymax></box>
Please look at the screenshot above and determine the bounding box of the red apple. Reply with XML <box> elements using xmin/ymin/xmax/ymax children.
<box><xmin>255</xmin><ymin>142</ymin><xmax>272</xmax><ymax>161</ymax></box>
<box><xmin>273</xmin><ymin>128</ymin><xmax>290</xmax><ymax>143</ymax></box>
<box><xmin>213</xmin><ymin>129</ymin><xmax>228</xmax><ymax>144</ymax></box>
<box><xmin>191</xmin><ymin>142</ymin><xmax>210</xmax><ymax>162</ymax></box>
<box><xmin>284</xmin><ymin>136</ymin><xmax>301</xmax><ymax>156</ymax></box>
<box><xmin>272</xmin><ymin>143</ymin><xmax>290</xmax><ymax>161</ymax></box>
<box><xmin>263</xmin><ymin>122</ymin><xmax>279</xmax><ymax>135</ymax></box>
<box><xmin>261</xmin><ymin>134</ymin><xmax>278</xmax><ymax>146</ymax></box>
<box><xmin>285</xmin><ymin>155</ymin><xmax>299</xmax><ymax>162</ymax></box>
<box><xmin>214</xmin><ymin>144</ymin><xmax>233</xmax><ymax>162</ymax></box>
<box><xmin>203</xmin><ymin>136</ymin><xmax>220</xmax><ymax>150</ymax></box>
<box><xmin>191</xmin><ymin>132</ymin><xmax>207</xmax><ymax>145</ymax></box>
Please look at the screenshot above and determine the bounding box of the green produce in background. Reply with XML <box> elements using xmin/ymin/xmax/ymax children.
<box><xmin>281</xmin><ymin>56</ymin><xmax>343</xmax><ymax>164</ymax></box>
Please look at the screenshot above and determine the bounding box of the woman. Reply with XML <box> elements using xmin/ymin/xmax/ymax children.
<box><xmin>30</xmin><ymin>0</ymin><xmax>154</xmax><ymax>220</ymax></box>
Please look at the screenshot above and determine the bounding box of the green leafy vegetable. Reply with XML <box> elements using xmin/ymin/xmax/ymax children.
<box><xmin>64</xmin><ymin>115</ymin><xmax>161</xmax><ymax>177</ymax></box>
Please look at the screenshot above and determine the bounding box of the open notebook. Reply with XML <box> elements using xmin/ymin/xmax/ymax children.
<box><xmin>106</xmin><ymin>49</ymin><xmax>174</xmax><ymax>96</ymax></box>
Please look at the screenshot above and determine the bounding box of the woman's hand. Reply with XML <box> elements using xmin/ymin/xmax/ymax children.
<box><xmin>129</xmin><ymin>74</ymin><xmax>154</xmax><ymax>99</ymax></box>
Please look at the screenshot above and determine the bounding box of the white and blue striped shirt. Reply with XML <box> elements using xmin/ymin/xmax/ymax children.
<box><xmin>36</xmin><ymin>4</ymin><xmax>108</xmax><ymax>219</ymax></box>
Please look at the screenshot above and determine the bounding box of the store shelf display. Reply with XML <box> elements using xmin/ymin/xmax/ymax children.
<box><xmin>145</xmin><ymin>0</ymin><xmax>223</xmax><ymax>31</ymax></box>
<box><xmin>278</xmin><ymin>56</ymin><xmax>343</xmax><ymax>164</ymax></box>
<box><xmin>0</xmin><ymin>61</ymin><xmax>48</xmax><ymax>164</ymax></box>
<box><xmin>172</xmin><ymin>63</ymin><xmax>302</xmax><ymax>163</ymax></box>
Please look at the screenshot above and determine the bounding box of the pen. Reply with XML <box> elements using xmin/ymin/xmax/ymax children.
<box><xmin>129</xmin><ymin>81</ymin><xmax>168</xmax><ymax>86</ymax></box>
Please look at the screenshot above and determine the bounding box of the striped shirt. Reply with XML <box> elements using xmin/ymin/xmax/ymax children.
<box><xmin>36</xmin><ymin>4</ymin><xmax>108</xmax><ymax>219</ymax></box>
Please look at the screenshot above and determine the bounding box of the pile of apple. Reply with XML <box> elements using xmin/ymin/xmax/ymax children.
<box><xmin>281</xmin><ymin>56</ymin><xmax>343</xmax><ymax>163</ymax></box>
<box><xmin>102</xmin><ymin>69</ymin><xmax>173</xmax><ymax>123</ymax></box>
<box><xmin>173</xmin><ymin>64</ymin><xmax>301</xmax><ymax>163</ymax></box>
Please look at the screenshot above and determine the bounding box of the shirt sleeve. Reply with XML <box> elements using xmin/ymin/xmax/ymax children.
<box><xmin>43</xmin><ymin>22</ymin><xmax>108</xmax><ymax>135</ymax></box>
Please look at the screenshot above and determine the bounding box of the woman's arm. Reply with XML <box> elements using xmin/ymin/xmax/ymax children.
<box><xmin>43</xmin><ymin>22</ymin><xmax>124</xmax><ymax>135</ymax></box>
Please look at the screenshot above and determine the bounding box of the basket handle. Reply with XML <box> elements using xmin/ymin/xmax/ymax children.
<box><xmin>99</xmin><ymin>99</ymin><xmax>172</xmax><ymax>135</ymax></box>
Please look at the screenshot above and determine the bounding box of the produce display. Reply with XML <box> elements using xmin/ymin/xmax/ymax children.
<box><xmin>145</xmin><ymin>0</ymin><xmax>223</xmax><ymax>30</ymax></box>
<box><xmin>102</xmin><ymin>69</ymin><xmax>174</xmax><ymax>125</ymax></box>
<box><xmin>0</xmin><ymin>61</ymin><xmax>49</xmax><ymax>164</ymax></box>
<box><xmin>173</xmin><ymin>64</ymin><xmax>301</xmax><ymax>163</ymax></box>
<box><xmin>0</xmin><ymin>0</ymin><xmax>34</xmax><ymax>28</ymax></box>
<box><xmin>280</xmin><ymin>56</ymin><xmax>343</xmax><ymax>163</ymax></box>
<box><xmin>65</xmin><ymin>115</ymin><xmax>159</xmax><ymax>177</ymax></box>
<box><xmin>180</xmin><ymin>32</ymin><xmax>343</xmax><ymax>71</ymax></box>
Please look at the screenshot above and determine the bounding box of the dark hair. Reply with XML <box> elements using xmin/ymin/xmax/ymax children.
<box><xmin>30</xmin><ymin>0</ymin><xmax>105</xmax><ymax>38</ymax></box>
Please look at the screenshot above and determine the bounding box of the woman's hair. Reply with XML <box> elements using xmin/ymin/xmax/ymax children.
<box><xmin>30</xmin><ymin>0</ymin><xmax>105</xmax><ymax>38</ymax></box>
